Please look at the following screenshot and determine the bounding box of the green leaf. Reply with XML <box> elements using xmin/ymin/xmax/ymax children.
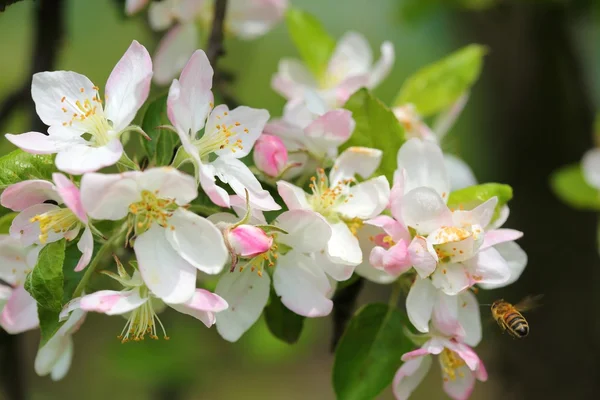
<box><xmin>141</xmin><ymin>95</ymin><xmax>180</xmax><ymax>166</ymax></box>
<box><xmin>62</xmin><ymin>240</ymin><xmax>99</xmax><ymax>304</ymax></box>
<box><xmin>333</xmin><ymin>303</ymin><xmax>412</xmax><ymax>400</ymax></box>
<box><xmin>551</xmin><ymin>164</ymin><xmax>600</xmax><ymax>210</ymax></box>
<box><xmin>342</xmin><ymin>89</ymin><xmax>406</xmax><ymax>182</ymax></box>
<box><xmin>447</xmin><ymin>183</ymin><xmax>513</xmax><ymax>220</ymax></box>
<box><xmin>264</xmin><ymin>290</ymin><xmax>305</xmax><ymax>344</ymax></box>
<box><xmin>285</xmin><ymin>8</ymin><xmax>336</xmax><ymax>79</ymax></box>
<box><xmin>0</xmin><ymin>150</ymin><xmax>55</xmax><ymax>189</ymax></box>
<box><xmin>25</xmin><ymin>239</ymin><xmax>66</xmax><ymax>346</ymax></box>
<box><xmin>394</xmin><ymin>44</ymin><xmax>487</xmax><ymax>116</ymax></box>
<box><xmin>0</xmin><ymin>212</ymin><xmax>17</xmax><ymax>234</ymax></box>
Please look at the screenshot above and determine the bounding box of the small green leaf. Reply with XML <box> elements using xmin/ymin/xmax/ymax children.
<box><xmin>0</xmin><ymin>150</ymin><xmax>54</xmax><ymax>189</ymax></box>
<box><xmin>342</xmin><ymin>89</ymin><xmax>406</xmax><ymax>182</ymax></box>
<box><xmin>141</xmin><ymin>95</ymin><xmax>180</xmax><ymax>166</ymax></box>
<box><xmin>394</xmin><ymin>44</ymin><xmax>487</xmax><ymax>116</ymax></box>
<box><xmin>447</xmin><ymin>183</ymin><xmax>513</xmax><ymax>219</ymax></box>
<box><xmin>0</xmin><ymin>212</ymin><xmax>17</xmax><ymax>234</ymax></box>
<box><xmin>264</xmin><ymin>290</ymin><xmax>304</xmax><ymax>344</ymax></box>
<box><xmin>285</xmin><ymin>8</ymin><xmax>336</xmax><ymax>79</ymax></box>
<box><xmin>25</xmin><ymin>239</ymin><xmax>66</xmax><ymax>346</ymax></box>
<box><xmin>333</xmin><ymin>303</ymin><xmax>412</xmax><ymax>400</ymax></box>
<box><xmin>551</xmin><ymin>164</ymin><xmax>600</xmax><ymax>210</ymax></box>
<box><xmin>62</xmin><ymin>240</ymin><xmax>100</xmax><ymax>304</ymax></box>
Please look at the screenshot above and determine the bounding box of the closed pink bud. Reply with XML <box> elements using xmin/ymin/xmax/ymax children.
<box><xmin>253</xmin><ymin>134</ymin><xmax>288</xmax><ymax>177</ymax></box>
<box><xmin>227</xmin><ymin>225</ymin><xmax>273</xmax><ymax>258</ymax></box>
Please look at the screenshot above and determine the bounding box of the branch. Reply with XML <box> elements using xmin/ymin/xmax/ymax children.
<box><xmin>206</xmin><ymin>0</ymin><xmax>228</xmax><ymax>67</ymax></box>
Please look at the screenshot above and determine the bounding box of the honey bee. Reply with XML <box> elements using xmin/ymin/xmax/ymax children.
<box><xmin>491</xmin><ymin>295</ymin><xmax>542</xmax><ymax>339</ymax></box>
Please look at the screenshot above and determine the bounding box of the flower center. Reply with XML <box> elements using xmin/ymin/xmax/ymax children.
<box><xmin>119</xmin><ymin>293</ymin><xmax>168</xmax><ymax>343</ymax></box>
<box><xmin>59</xmin><ymin>87</ymin><xmax>113</xmax><ymax>146</ymax></box>
<box><xmin>237</xmin><ymin>240</ymin><xmax>280</xmax><ymax>277</ymax></box>
<box><xmin>30</xmin><ymin>208</ymin><xmax>80</xmax><ymax>244</ymax></box>
<box><xmin>128</xmin><ymin>190</ymin><xmax>178</xmax><ymax>237</ymax></box>
<box><xmin>440</xmin><ymin>348</ymin><xmax>466</xmax><ymax>381</ymax></box>
<box><xmin>196</xmin><ymin>109</ymin><xmax>248</xmax><ymax>158</ymax></box>
<box><xmin>307</xmin><ymin>169</ymin><xmax>354</xmax><ymax>221</ymax></box>
<box><xmin>370</xmin><ymin>233</ymin><xmax>396</xmax><ymax>249</ymax></box>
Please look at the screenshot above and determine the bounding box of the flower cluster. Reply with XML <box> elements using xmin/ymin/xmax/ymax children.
<box><xmin>0</xmin><ymin>18</ymin><xmax>526</xmax><ymax>400</ymax></box>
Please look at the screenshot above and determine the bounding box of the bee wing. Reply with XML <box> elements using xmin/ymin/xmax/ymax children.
<box><xmin>514</xmin><ymin>294</ymin><xmax>544</xmax><ymax>312</ymax></box>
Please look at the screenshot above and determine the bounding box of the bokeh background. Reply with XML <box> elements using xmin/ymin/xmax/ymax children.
<box><xmin>0</xmin><ymin>0</ymin><xmax>599</xmax><ymax>399</ymax></box>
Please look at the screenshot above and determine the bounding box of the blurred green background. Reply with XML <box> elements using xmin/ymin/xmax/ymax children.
<box><xmin>1</xmin><ymin>0</ymin><xmax>599</xmax><ymax>399</ymax></box>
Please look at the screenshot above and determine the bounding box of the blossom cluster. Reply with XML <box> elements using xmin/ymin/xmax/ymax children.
<box><xmin>0</xmin><ymin>6</ymin><xmax>527</xmax><ymax>399</ymax></box>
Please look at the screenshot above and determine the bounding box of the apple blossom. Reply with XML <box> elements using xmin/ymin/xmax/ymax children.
<box><xmin>80</xmin><ymin>167</ymin><xmax>228</xmax><ymax>304</ymax></box>
<box><xmin>273</xmin><ymin>31</ymin><xmax>394</xmax><ymax>108</ymax></box>
<box><xmin>253</xmin><ymin>134</ymin><xmax>289</xmax><ymax>177</ymax></box>
<box><xmin>5</xmin><ymin>41</ymin><xmax>152</xmax><ymax>174</ymax></box>
<box><xmin>582</xmin><ymin>148</ymin><xmax>600</xmax><ymax>189</ymax></box>
<box><xmin>167</xmin><ymin>50</ymin><xmax>279</xmax><ymax>210</ymax></box>
<box><xmin>1</xmin><ymin>173</ymin><xmax>93</xmax><ymax>271</ymax></box>
<box><xmin>393</xmin><ymin>332</ymin><xmax>487</xmax><ymax>400</ymax></box>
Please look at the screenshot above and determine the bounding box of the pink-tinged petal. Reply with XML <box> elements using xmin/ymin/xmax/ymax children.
<box><xmin>475</xmin><ymin>359</ymin><xmax>488</xmax><ymax>381</ymax></box>
<box><xmin>464</xmin><ymin>247</ymin><xmax>510</xmax><ymax>287</ymax></box>
<box><xmin>153</xmin><ymin>23</ymin><xmax>199</xmax><ymax>86</ymax></box>
<box><xmin>253</xmin><ymin>134</ymin><xmax>288</xmax><ymax>177</ymax></box>
<box><xmin>393</xmin><ymin>355</ymin><xmax>432</xmax><ymax>400</ymax></box>
<box><xmin>396</xmin><ymin>138</ymin><xmax>449</xmax><ymax>199</ymax></box>
<box><xmin>5</xmin><ymin>132</ymin><xmax>65</xmax><ymax>155</ymax></box>
<box><xmin>125</xmin><ymin>0</ymin><xmax>148</xmax><ymax>15</ymax></box>
<box><xmin>148</xmin><ymin>0</ymin><xmax>175</xmax><ymax>30</ymax></box>
<box><xmin>198</xmin><ymin>162</ymin><xmax>231</xmax><ymax>208</ymax></box>
<box><xmin>406</xmin><ymin>277</ymin><xmax>436</xmax><ymax>332</ymax></box>
<box><xmin>446</xmin><ymin>341</ymin><xmax>481</xmax><ymax>372</ymax></box>
<box><xmin>354</xmin><ymin>223</ymin><xmax>397</xmax><ymax>284</ymax></box>
<box><xmin>408</xmin><ymin>236</ymin><xmax>437</xmax><ymax>278</ymax></box>
<box><xmin>80</xmin><ymin>172</ymin><xmax>140</xmax><ymax>220</ymax></box>
<box><xmin>333</xmin><ymin>75</ymin><xmax>369</xmax><ymax>105</ymax></box>
<box><xmin>335</xmin><ymin>176</ymin><xmax>390</xmax><ymax>220</ymax></box>
<box><xmin>368</xmin><ymin>41</ymin><xmax>394</xmax><ymax>88</ymax></box>
<box><xmin>365</xmin><ymin>215</ymin><xmax>410</xmax><ymax>242</ymax></box>
<box><xmin>401</xmin><ymin>347</ymin><xmax>433</xmax><ymax>362</ymax></box>
<box><xmin>227</xmin><ymin>225</ymin><xmax>272</xmax><ymax>257</ymax></box>
<box><xmin>271</xmin><ymin>59</ymin><xmax>318</xmax><ymax>100</ymax></box>
<box><xmin>80</xmin><ymin>289</ymin><xmax>147</xmax><ymax>315</ymax></box>
<box><xmin>165</xmin><ymin>208</ymin><xmax>228</xmax><ymax>275</ymax></box>
<box><xmin>432</xmin><ymin>293</ymin><xmax>463</xmax><ymax>338</ymax></box>
<box><xmin>134</xmin><ymin>167</ymin><xmax>197</xmax><ymax>205</ymax></box>
<box><xmin>169</xmin><ymin>289</ymin><xmax>228</xmax><ymax>328</ymax></box>
<box><xmin>31</xmin><ymin>71</ymin><xmax>97</xmax><ymax>128</ymax></box>
<box><xmin>74</xmin><ymin>226</ymin><xmax>93</xmax><ymax>272</ymax></box>
<box><xmin>135</xmin><ymin>226</ymin><xmax>197</xmax><ymax>304</ymax></box>
<box><xmin>227</xmin><ymin>0</ymin><xmax>287</xmax><ymax>39</ymax></box>
<box><xmin>431</xmin><ymin>264</ymin><xmax>470</xmax><ymax>296</ymax></box>
<box><xmin>432</xmin><ymin>93</ymin><xmax>469</xmax><ymax>140</ymax></box>
<box><xmin>458</xmin><ymin>291</ymin><xmax>482</xmax><ymax>347</ymax></box>
<box><xmin>1</xmin><ymin>180</ymin><xmax>60</xmax><ymax>211</ymax></box>
<box><xmin>167</xmin><ymin>50</ymin><xmax>213</xmax><ymax>136</ymax></box>
<box><xmin>273</xmin><ymin>251</ymin><xmax>333</xmax><ymax>317</ymax></box>
<box><xmin>35</xmin><ymin>334</ymin><xmax>72</xmax><ymax>381</ymax></box>
<box><xmin>314</xmin><ymin>249</ymin><xmax>355</xmax><ymax>281</ymax></box>
<box><xmin>211</xmin><ymin>157</ymin><xmax>281</xmax><ymax>211</ymax></box>
<box><xmin>0</xmin><ymin>286</ymin><xmax>39</xmax><ymax>334</ymax></box>
<box><xmin>327</xmin><ymin>32</ymin><xmax>372</xmax><ymax>83</ymax></box>
<box><xmin>52</xmin><ymin>173</ymin><xmax>86</xmax><ymax>222</ymax></box>
<box><xmin>478</xmin><ymin>241</ymin><xmax>526</xmax><ymax>290</ymax></box>
<box><xmin>275</xmin><ymin>210</ymin><xmax>332</xmax><ymax>253</ymax></box>
<box><xmin>480</xmin><ymin>229</ymin><xmax>523</xmax><ymax>251</ymax></box>
<box><xmin>370</xmin><ymin>241</ymin><xmax>412</xmax><ymax>276</ymax></box>
<box><xmin>327</xmin><ymin>222</ymin><xmax>362</xmax><ymax>266</ymax></box>
<box><xmin>104</xmin><ymin>40</ymin><xmax>153</xmax><ymax>131</ymax></box>
<box><xmin>277</xmin><ymin>180</ymin><xmax>310</xmax><ymax>210</ymax></box>
<box><xmin>303</xmin><ymin>110</ymin><xmax>355</xmax><ymax>159</ymax></box>
<box><xmin>215</xmin><ymin>266</ymin><xmax>270</xmax><ymax>342</ymax></box>
<box><xmin>582</xmin><ymin>148</ymin><xmax>600</xmax><ymax>189</ymax></box>
<box><xmin>390</xmin><ymin>172</ymin><xmax>405</xmax><ymax>223</ymax></box>
<box><xmin>452</xmin><ymin>197</ymin><xmax>497</xmax><ymax>231</ymax></box>
<box><xmin>401</xmin><ymin>187</ymin><xmax>453</xmax><ymax>235</ymax></box>
<box><xmin>329</xmin><ymin>146</ymin><xmax>381</xmax><ymax>186</ymax></box>
<box><xmin>443</xmin><ymin>366</ymin><xmax>476</xmax><ymax>400</ymax></box>
<box><xmin>10</xmin><ymin>203</ymin><xmax>60</xmax><ymax>246</ymax></box>
<box><xmin>427</xmin><ymin>227</ymin><xmax>477</xmax><ymax>263</ymax></box>
<box><xmin>55</xmin><ymin>139</ymin><xmax>123</xmax><ymax>175</ymax></box>
<box><xmin>487</xmin><ymin>205</ymin><xmax>509</xmax><ymax>230</ymax></box>
<box><xmin>444</xmin><ymin>154</ymin><xmax>477</xmax><ymax>191</ymax></box>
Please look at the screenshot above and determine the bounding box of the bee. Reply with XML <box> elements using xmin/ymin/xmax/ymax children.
<box><xmin>491</xmin><ymin>295</ymin><xmax>542</xmax><ymax>339</ymax></box>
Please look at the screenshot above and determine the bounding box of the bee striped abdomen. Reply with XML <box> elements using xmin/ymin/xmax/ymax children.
<box><xmin>504</xmin><ymin>311</ymin><xmax>529</xmax><ymax>338</ymax></box>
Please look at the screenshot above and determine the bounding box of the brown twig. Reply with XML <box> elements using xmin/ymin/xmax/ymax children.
<box><xmin>206</xmin><ymin>0</ymin><xmax>228</xmax><ymax>67</ymax></box>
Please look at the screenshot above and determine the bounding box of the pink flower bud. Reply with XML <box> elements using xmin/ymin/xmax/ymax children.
<box><xmin>253</xmin><ymin>134</ymin><xmax>288</xmax><ymax>177</ymax></box>
<box><xmin>227</xmin><ymin>225</ymin><xmax>273</xmax><ymax>258</ymax></box>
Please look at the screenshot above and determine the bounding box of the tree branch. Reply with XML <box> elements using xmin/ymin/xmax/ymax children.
<box><xmin>206</xmin><ymin>0</ymin><xmax>228</xmax><ymax>67</ymax></box>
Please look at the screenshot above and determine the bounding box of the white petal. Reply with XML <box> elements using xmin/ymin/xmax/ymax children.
<box><xmin>79</xmin><ymin>289</ymin><xmax>147</xmax><ymax>315</ymax></box>
<box><xmin>271</xmin><ymin>58</ymin><xmax>318</xmax><ymax>100</ymax></box>
<box><xmin>273</xmin><ymin>251</ymin><xmax>333</xmax><ymax>317</ymax></box>
<box><xmin>443</xmin><ymin>366</ymin><xmax>476</xmax><ymax>400</ymax></box>
<box><xmin>10</xmin><ymin>203</ymin><xmax>60</xmax><ymax>246</ymax></box>
<box><xmin>169</xmin><ymin>289</ymin><xmax>228</xmax><ymax>328</ymax></box>
<box><xmin>0</xmin><ymin>180</ymin><xmax>59</xmax><ymax>212</ymax></box>
<box><xmin>406</xmin><ymin>277</ymin><xmax>436</xmax><ymax>333</ymax></box>
<box><xmin>368</xmin><ymin>41</ymin><xmax>394</xmax><ymax>88</ymax></box>
<box><xmin>465</xmin><ymin>247</ymin><xmax>511</xmax><ymax>287</ymax></box>
<box><xmin>444</xmin><ymin>154</ymin><xmax>477</xmax><ymax>191</ymax></box>
<box><xmin>35</xmin><ymin>334</ymin><xmax>71</xmax><ymax>379</ymax></box>
<box><xmin>432</xmin><ymin>293</ymin><xmax>463</xmax><ymax>338</ymax></box>
<box><xmin>335</xmin><ymin>176</ymin><xmax>390</xmax><ymax>220</ymax></box>
<box><xmin>74</xmin><ymin>226</ymin><xmax>93</xmax><ymax>272</ymax></box>
<box><xmin>226</xmin><ymin>0</ymin><xmax>286</xmax><ymax>39</ymax></box>
<box><xmin>326</xmin><ymin>32</ymin><xmax>372</xmax><ymax>82</ymax></box>
<box><xmin>0</xmin><ymin>236</ymin><xmax>31</xmax><ymax>285</ymax></box>
<box><xmin>55</xmin><ymin>140</ymin><xmax>123</xmax><ymax>175</ymax></box>
<box><xmin>165</xmin><ymin>208</ymin><xmax>228</xmax><ymax>275</ymax></box>
<box><xmin>153</xmin><ymin>23</ymin><xmax>198</xmax><ymax>86</ymax></box>
<box><xmin>451</xmin><ymin>197</ymin><xmax>497</xmax><ymax>231</ymax></box>
<box><xmin>313</xmin><ymin>249</ymin><xmax>355</xmax><ymax>282</ymax></box>
<box><xmin>327</xmin><ymin>222</ymin><xmax>362</xmax><ymax>266</ymax></box>
<box><xmin>303</xmin><ymin>110</ymin><xmax>355</xmax><ymax>160</ymax></box>
<box><xmin>5</xmin><ymin>132</ymin><xmax>69</xmax><ymax>155</ymax></box>
<box><xmin>134</xmin><ymin>167</ymin><xmax>197</xmax><ymax>205</ymax></box>
<box><xmin>277</xmin><ymin>181</ymin><xmax>310</xmax><ymax>210</ymax></box>
<box><xmin>125</xmin><ymin>0</ymin><xmax>149</xmax><ymax>15</ymax></box>
<box><xmin>80</xmin><ymin>172</ymin><xmax>139</xmax><ymax>220</ymax></box>
<box><xmin>401</xmin><ymin>187</ymin><xmax>452</xmax><ymax>235</ymax></box>
<box><xmin>478</xmin><ymin>241</ymin><xmax>527</xmax><ymax>290</ymax></box>
<box><xmin>134</xmin><ymin>226</ymin><xmax>197</xmax><ymax>304</ymax></box>
<box><xmin>215</xmin><ymin>267</ymin><xmax>270</xmax><ymax>342</ymax></box>
<box><xmin>354</xmin><ymin>223</ymin><xmax>397</xmax><ymax>284</ymax></box>
<box><xmin>0</xmin><ymin>285</ymin><xmax>39</xmax><ymax>334</ymax></box>
<box><xmin>458</xmin><ymin>291</ymin><xmax>482</xmax><ymax>347</ymax></box>
<box><xmin>408</xmin><ymin>236</ymin><xmax>437</xmax><ymax>278</ymax></box>
<box><xmin>582</xmin><ymin>148</ymin><xmax>600</xmax><ymax>189</ymax></box>
<box><xmin>392</xmin><ymin>355</ymin><xmax>432</xmax><ymax>400</ymax></box>
<box><xmin>396</xmin><ymin>138</ymin><xmax>449</xmax><ymax>198</ymax></box>
<box><xmin>431</xmin><ymin>264</ymin><xmax>470</xmax><ymax>296</ymax></box>
<box><xmin>330</xmin><ymin>146</ymin><xmax>382</xmax><ymax>186</ymax></box>
<box><xmin>275</xmin><ymin>210</ymin><xmax>332</xmax><ymax>253</ymax></box>
<box><xmin>198</xmin><ymin>162</ymin><xmax>231</xmax><ymax>208</ymax></box>
<box><xmin>49</xmin><ymin>337</ymin><xmax>73</xmax><ymax>381</ymax></box>
<box><xmin>104</xmin><ymin>40</ymin><xmax>153</xmax><ymax>131</ymax></box>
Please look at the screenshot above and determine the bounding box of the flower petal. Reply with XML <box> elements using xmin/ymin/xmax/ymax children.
<box><xmin>169</xmin><ymin>289</ymin><xmax>228</xmax><ymax>328</ymax></box>
<box><xmin>0</xmin><ymin>285</ymin><xmax>39</xmax><ymax>334</ymax></box>
<box><xmin>458</xmin><ymin>291</ymin><xmax>482</xmax><ymax>347</ymax></box>
<box><xmin>10</xmin><ymin>203</ymin><xmax>60</xmax><ymax>246</ymax></box>
<box><xmin>52</xmin><ymin>173</ymin><xmax>86</xmax><ymax>222</ymax></box>
<box><xmin>313</xmin><ymin>249</ymin><xmax>355</xmax><ymax>281</ymax></box>
<box><xmin>329</xmin><ymin>146</ymin><xmax>382</xmax><ymax>186</ymax></box>
<box><xmin>443</xmin><ymin>366</ymin><xmax>476</xmax><ymax>400</ymax></box>
<box><xmin>406</xmin><ymin>277</ymin><xmax>436</xmax><ymax>333</ymax></box>
<box><xmin>5</xmin><ymin>132</ymin><xmax>66</xmax><ymax>155</ymax></box>
<box><xmin>480</xmin><ymin>229</ymin><xmax>523</xmax><ymax>251</ymax></box>
<box><xmin>0</xmin><ymin>236</ymin><xmax>31</xmax><ymax>285</ymax></box>
<box><xmin>432</xmin><ymin>293</ymin><xmax>463</xmax><ymax>338</ymax></box>
<box><xmin>0</xmin><ymin>180</ymin><xmax>60</xmax><ymax>211</ymax></box>
<box><xmin>104</xmin><ymin>40</ymin><xmax>153</xmax><ymax>131</ymax></box>
<box><xmin>55</xmin><ymin>139</ymin><xmax>124</xmax><ymax>174</ymax></box>
<box><xmin>135</xmin><ymin>226</ymin><xmax>197</xmax><ymax>304</ymax></box>
<box><xmin>271</xmin><ymin>59</ymin><xmax>318</xmax><ymax>100</ymax></box>
<box><xmin>431</xmin><ymin>264</ymin><xmax>470</xmax><ymax>295</ymax></box>
<box><xmin>125</xmin><ymin>0</ymin><xmax>149</xmax><ymax>15</ymax></box>
<box><xmin>198</xmin><ymin>162</ymin><xmax>231</xmax><ymax>208</ymax></box>
<box><xmin>74</xmin><ymin>226</ymin><xmax>93</xmax><ymax>272</ymax></box>
<box><xmin>408</xmin><ymin>236</ymin><xmax>437</xmax><ymax>278</ymax></box>
<box><xmin>326</xmin><ymin>32</ymin><xmax>372</xmax><ymax>82</ymax></box>
<box><xmin>354</xmin><ymin>223</ymin><xmax>397</xmax><ymax>284</ymax></box>
<box><xmin>228</xmin><ymin>225</ymin><xmax>273</xmax><ymax>257</ymax></box>
<box><xmin>275</xmin><ymin>210</ymin><xmax>332</xmax><ymax>253</ymax></box>
<box><xmin>368</xmin><ymin>41</ymin><xmax>394</xmax><ymax>88</ymax></box>
<box><xmin>393</xmin><ymin>355</ymin><xmax>432</xmax><ymax>400</ymax></box>
<box><xmin>478</xmin><ymin>241</ymin><xmax>527</xmax><ymax>290</ymax></box>
<box><xmin>80</xmin><ymin>172</ymin><xmax>139</xmax><ymax>220</ymax></box>
<box><xmin>327</xmin><ymin>222</ymin><xmax>362</xmax><ymax>266</ymax></box>
<box><xmin>227</xmin><ymin>0</ymin><xmax>287</xmax><ymax>39</ymax></box>
<box><xmin>277</xmin><ymin>181</ymin><xmax>310</xmax><ymax>210</ymax></box>
<box><xmin>215</xmin><ymin>267</ymin><xmax>270</xmax><ymax>342</ymax></box>
<box><xmin>396</xmin><ymin>138</ymin><xmax>449</xmax><ymax>198</ymax></box>
<box><xmin>451</xmin><ymin>197</ymin><xmax>497</xmax><ymax>231</ymax></box>
<box><xmin>401</xmin><ymin>187</ymin><xmax>453</xmax><ymax>235</ymax></box>
<box><xmin>79</xmin><ymin>289</ymin><xmax>147</xmax><ymax>315</ymax></box>
<box><xmin>582</xmin><ymin>148</ymin><xmax>600</xmax><ymax>189</ymax></box>
<box><xmin>273</xmin><ymin>251</ymin><xmax>333</xmax><ymax>317</ymax></box>
<box><xmin>303</xmin><ymin>110</ymin><xmax>355</xmax><ymax>161</ymax></box>
<box><xmin>464</xmin><ymin>247</ymin><xmax>511</xmax><ymax>287</ymax></box>
<box><xmin>335</xmin><ymin>176</ymin><xmax>390</xmax><ymax>220</ymax></box>
<box><xmin>135</xmin><ymin>167</ymin><xmax>197</xmax><ymax>205</ymax></box>
<box><xmin>365</xmin><ymin>215</ymin><xmax>410</xmax><ymax>242</ymax></box>
<box><xmin>165</xmin><ymin>208</ymin><xmax>228</xmax><ymax>275</ymax></box>
<box><xmin>444</xmin><ymin>154</ymin><xmax>477</xmax><ymax>191</ymax></box>
<box><xmin>35</xmin><ymin>334</ymin><xmax>72</xmax><ymax>380</ymax></box>
<box><xmin>153</xmin><ymin>23</ymin><xmax>198</xmax><ymax>86</ymax></box>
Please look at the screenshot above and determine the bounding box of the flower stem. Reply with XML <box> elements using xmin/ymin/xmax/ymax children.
<box><xmin>388</xmin><ymin>280</ymin><xmax>403</xmax><ymax>308</ymax></box>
